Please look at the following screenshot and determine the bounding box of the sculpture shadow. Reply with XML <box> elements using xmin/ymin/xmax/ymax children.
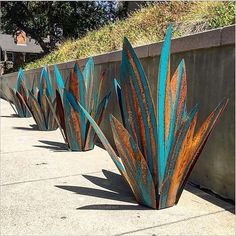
<box><xmin>185</xmin><ymin>183</ymin><xmax>235</xmax><ymax>214</ymax></box>
<box><xmin>34</xmin><ymin>140</ymin><xmax>68</xmax><ymax>151</ymax></box>
<box><xmin>55</xmin><ymin>169</ymin><xmax>235</xmax><ymax>212</ymax></box>
<box><xmin>13</xmin><ymin>124</ymin><xmax>39</xmax><ymax>131</ymax></box>
<box><xmin>55</xmin><ymin>169</ymin><xmax>150</xmax><ymax>210</ymax></box>
<box><xmin>1</xmin><ymin>114</ymin><xmax>19</xmax><ymax>118</ymax></box>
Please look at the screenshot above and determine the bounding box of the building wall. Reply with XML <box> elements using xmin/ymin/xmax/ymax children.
<box><xmin>1</xmin><ymin>25</ymin><xmax>235</xmax><ymax>200</ymax></box>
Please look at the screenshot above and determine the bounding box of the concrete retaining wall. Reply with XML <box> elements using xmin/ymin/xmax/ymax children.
<box><xmin>1</xmin><ymin>25</ymin><xmax>235</xmax><ymax>201</ymax></box>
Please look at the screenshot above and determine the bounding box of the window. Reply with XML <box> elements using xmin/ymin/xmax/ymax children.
<box><xmin>0</xmin><ymin>50</ymin><xmax>4</xmax><ymax>62</ymax></box>
<box><xmin>6</xmin><ymin>52</ymin><xmax>14</xmax><ymax>62</ymax></box>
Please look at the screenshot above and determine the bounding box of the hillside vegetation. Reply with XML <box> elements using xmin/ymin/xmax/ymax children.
<box><xmin>26</xmin><ymin>1</ymin><xmax>235</xmax><ymax>69</ymax></box>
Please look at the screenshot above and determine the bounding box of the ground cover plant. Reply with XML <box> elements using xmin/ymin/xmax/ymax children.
<box><xmin>25</xmin><ymin>2</ymin><xmax>235</xmax><ymax>70</ymax></box>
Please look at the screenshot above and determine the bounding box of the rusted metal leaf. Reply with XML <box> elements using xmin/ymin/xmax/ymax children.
<box><xmin>54</xmin><ymin>60</ymin><xmax>110</xmax><ymax>151</ymax></box>
<box><xmin>81</xmin><ymin>25</ymin><xmax>228</xmax><ymax>209</ymax></box>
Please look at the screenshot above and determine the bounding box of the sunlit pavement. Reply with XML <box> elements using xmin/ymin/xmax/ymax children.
<box><xmin>0</xmin><ymin>99</ymin><xmax>235</xmax><ymax>235</ymax></box>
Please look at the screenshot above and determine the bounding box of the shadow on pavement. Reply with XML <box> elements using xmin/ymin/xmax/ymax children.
<box><xmin>77</xmin><ymin>204</ymin><xmax>149</xmax><ymax>210</ymax></box>
<box><xmin>1</xmin><ymin>114</ymin><xmax>19</xmax><ymax>118</ymax></box>
<box><xmin>185</xmin><ymin>183</ymin><xmax>235</xmax><ymax>214</ymax></box>
<box><xmin>13</xmin><ymin>124</ymin><xmax>39</xmax><ymax>131</ymax></box>
<box><xmin>55</xmin><ymin>169</ymin><xmax>150</xmax><ymax>210</ymax></box>
<box><xmin>34</xmin><ymin>140</ymin><xmax>68</xmax><ymax>151</ymax></box>
<box><xmin>56</xmin><ymin>169</ymin><xmax>235</xmax><ymax>212</ymax></box>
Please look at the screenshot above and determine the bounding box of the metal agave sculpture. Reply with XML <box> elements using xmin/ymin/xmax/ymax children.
<box><xmin>78</xmin><ymin>25</ymin><xmax>228</xmax><ymax>209</ymax></box>
<box><xmin>3</xmin><ymin>68</ymin><xmax>31</xmax><ymax>117</ymax></box>
<box><xmin>27</xmin><ymin>67</ymin><xmax>58</xmax><ymax>131</ymax></box>
<box><xmin>54</xmin><ymin>58</ymin><xmax>110</xmax><ymax>151</ymax></box>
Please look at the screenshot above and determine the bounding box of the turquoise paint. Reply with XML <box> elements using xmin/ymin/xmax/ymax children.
<box><xmin>63</xmin><ymin>91</ymin><xmax>80</xmax><ymax>150</ymax></box>
<box><xmin>66</xmin><ymin>91</ymin><xmax>86</xmax><ymax>148</ymax></box>
<box><xmin>16</xmin><ymin>68</ymin><xmax>27</xmax><ymax>94</ymax></box>
<box><xmin>178</xmin><ymin>101</ymin><xmax>186</xmax><ymax>128</ymax></box>
<box><xmin>157</xmin><ymin>25</ymin><xmax>172</xmax><ymax>182</ymax></box>
<box><xmin>125</xmin><ymin>38</ymin><xmax>157</xmax><ymax>144</ymax></box>
<box><xmin>87</xmin><ymin>92</ymin><xmax>111</xmax><ymax>147</ymax></box>
<box><xmin>83</xmin><ymin>57</ymin><xmax>94</xmax><ymax>102</ymax></box>
<box><xmin>39</xmin><ymin>67</ymin><xmax>53</xmax><ymax>99</ymax></box>
<box><xmin>122</xmin><ymin>56</ymin><xmax>143</xmax><ymax>152</ymax></box>
<box><xmin>183</xmin><ymin>102</ymin><xmax>188</xmax><ymax>120</ymax></box>
<box><xmin>130</xmin><ymin>136</ymin><xmax>156</xmax><ymax>207</ymax></box>
<box><xmin>54</xmin><ymin>65</ymin><xmax>64</xmax><ymax>93</ymax></box>
<box><xmin>120</xmin><ymin>49</ymin><xmax>136</xmax><ymax>140</ymax></box>
<box><xmin>114</xmin><ymin>79</ymin><xmax>120</xmax><ymax>97</ymax></box>
<box><xmin>114</xmin><ymin>79</ymin><xmax>126</xmax><ymax>126</ymax></box>
<box><xmin>126</xmin><ymin>56</ymin><xmax>153</xmax><ymax>172</ymax></box>
<box><xmin>161</xmin><ymin>104</ymin><xmax>199</xmax><ymax>208</ymax></box>
<box><xmin>123</xmin><ymin>38</ymin><xmax>158</xmax><ymax>182</ymax></box>
<box><xmin>74</xmin><ymin>63</ymin><xmax>86</xmax><ymax>143</ymax></box>
<box><xmin>110</xmin><ymin>115</ymin><xmax>154</xmax><ymax>208</ymax></box>
<box><xmin>110</xmin><ymin>116</ymin><xmax>135</xmax><ymax>173</ymax></box>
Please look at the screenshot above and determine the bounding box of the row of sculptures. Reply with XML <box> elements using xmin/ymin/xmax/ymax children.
<box><xmin>2</xmin><ymin>25</ymin><xmax>228</xmax><ymax>209</ymax></box>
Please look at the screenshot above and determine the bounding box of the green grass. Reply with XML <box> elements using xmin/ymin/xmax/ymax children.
<box><xmin>25</xmin><ymin>1</ymin><xmax>235</xmax><ymax>70</ymax></box>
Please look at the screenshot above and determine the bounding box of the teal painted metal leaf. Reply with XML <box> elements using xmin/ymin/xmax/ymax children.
<box><xmin>121</xmin><ymin>36</ymin><xmax>158</xmax><ymax>189</ymax></box>
<box><xmin>110</xmin><ymin>115</ymin><xmax>156</xmax><ymax>209</ymax></box>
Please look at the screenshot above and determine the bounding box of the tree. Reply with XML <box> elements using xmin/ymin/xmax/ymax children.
<box><xmin>0</xmin><ymin>1</ymin><xmax>128</xmax><ymax>54</ymax></box>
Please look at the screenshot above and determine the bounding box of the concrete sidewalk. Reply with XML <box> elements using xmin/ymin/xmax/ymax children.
<box><xmin>0</xmin><ymin>99</ymin><xmax>235</xmax><ymax>235</ymax></box>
